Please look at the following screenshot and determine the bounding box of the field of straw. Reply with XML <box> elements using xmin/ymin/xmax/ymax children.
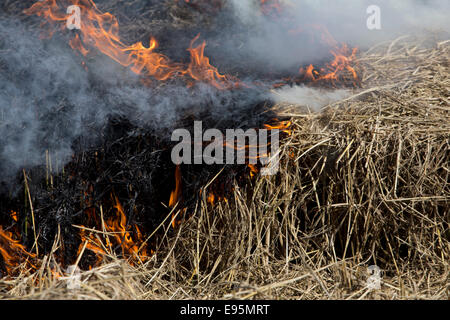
<box><xmin>0</xmin><ymin>34</ymin><xmax>448</xmax><ymax>300</ymax></box>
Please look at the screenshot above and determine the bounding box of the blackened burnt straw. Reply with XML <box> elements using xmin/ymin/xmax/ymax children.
<box><xmin>0</xmin><ymin>0</ymin><xmax>360</xmax><ymax>274</ymax></box>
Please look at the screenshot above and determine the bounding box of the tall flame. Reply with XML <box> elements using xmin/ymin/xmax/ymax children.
<box><xmin>76</xmin><ymin>194</ymin><xmax>149</xmax><ymax>268</ymax></box>
<box><xmin>25</xmin><ymin>0</ymin><xmax>236</xmax><ymax>89</ymax></box>
<box><xmin>25</xmin><ymin>0</ymin><xmax>359</xmax><ymax>89</ymax></box>
<box><xmin>169</xmin><ymin>165</ymin><xmax>183</xmax><ymax>228</ymax></box>
<box><xmin>0</xmin><ymin>225</ymin><xmax>36</xmax><ymax>275</ymax></box>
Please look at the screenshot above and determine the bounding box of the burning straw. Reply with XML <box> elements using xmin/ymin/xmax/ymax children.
<box><xmin>0</xmin><ymin>34</ymin><xmax>448</xmax><ymax>299</ymax></box>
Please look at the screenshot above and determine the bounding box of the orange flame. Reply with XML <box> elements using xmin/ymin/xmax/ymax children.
<box><xmin>109</xmin><ymin>195</ymin><xmax>145</xmax><ymax>261</ymax></box>
<box><xmin>264</xmin><ymin>120</ymin><xmax>292</xmax><ymax>135</ymax></box>
<box><xmin>248</xmin><ymin>164</ymin><xmax>258</xmax><ymax>178</ymax></box>
<box><xmin>26</xmin><ymin>1</ymin><xmax>359</xmax><ymax>89</ymax></box>
<box><xmin>0</xmin><ymin>225</ymin><xmax>36</xmax><ymax>275</ymax></box>
<box><xmin>76</xmin><ymin>194</ymin><xmax>149</xmax><ymax>267</ymax></box>
<box><xmin>169</xmin><ymin>166</ymin><xmax>183</xmax><ymax>228</ymax></box>
<box><xmin>289</xmin><ymin>24</ymin><xmax>360</xmax><ymax>86</ymax></box>
<box><xmin>206</xmin><ymin>191</ymin><xmax>228</xmax><ymax>206</ymax></box>
<box><xmin>185</xmin><ymin>34</ymin><xmax>235</xmax><ymax>89</ymax></box>
<box><xmin>299</xmin><ymin>45</ymin><xmax>359</xmax><ymax>85</ymax></box>
<box><xmin>207</xmin><ymin>193</ymin><xmax>215</xmax><ymax>205</ymax></box>
<box><xmin>169</xmin><ymin>166</ymin><xmax>182</xmax><ymax>208</ymax></box>
<box><xmin>10</xmin><ymin>211</ymin><xmax>18</xmax><ymax>222</ymax></box>
<box><xmin>25</xmin><ymin>0</ymin><xmax>236</xmax><ymax>89</ymax></box>
<box><xmin>77</xmin><ymin>224</ymin><xmax>107</xmax><ymax>268</ymax></box>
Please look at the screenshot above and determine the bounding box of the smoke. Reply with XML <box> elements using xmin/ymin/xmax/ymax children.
<box><xmin>229</xmin><ymin>0</ymin><xmax>450</xmax><ymax>36</ymax></box>
<box><xmin>224</xmin><ymin>0</ymin><xmax>449</xmax><ymax>71</ymax></box>
<box><xmin>270</xmin><ymin>86</ymin><xmax>351</xmax><ymax>111</ymax></box>
<box><xmin>0</xmin><ymin>0</ymin><xmax>448</xmax><ymax>185</ymax></box>
<box><xmin>0</xmin><ymin>18</ymin><xmax>90</xmax><ymax>181</ymax></box>
<box><xmin>0</xmin><ymin>14</ymin><xmax>265</xmax><ymax>185</ymax></box>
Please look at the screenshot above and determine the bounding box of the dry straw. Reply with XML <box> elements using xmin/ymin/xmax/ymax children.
<box><xmin>1</xmin><ymin>35</ymin><xmax>449</xmax><ymax>299</ymax></box>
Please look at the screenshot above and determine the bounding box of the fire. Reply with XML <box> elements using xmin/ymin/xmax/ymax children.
<box><xmin>10</xmin><ymin>211</ymin><xmax>18</xmax><ymax>222</ymax></box>
<box><xmin>25</xmin><ymin>0</ymin><xmax>359</xmax><ymax>90</ymax></box>
<box><xmin>299</xmin><ymin>44</ymin><xmax>359</xmax><ymax>85</ymax></box>
<box><xmin>259</xmin><ymin>3</ymin><xmax>360</xmax><ymax>86</ymax></box>
<box><xmin>25</xmin><ymin>0</ymin><xmax>236</xmax><ymax>89</ymax></box>
<box><xmin>264</xmin><ymin>120</ymin><xmax>292</xmax><ymax>135</ymax></box>
<box><xmin>185</xmin><ymin>34</ymin><xmax>237</xmax><ymax>90</ymax></box>
<box><xmin>245</xmin><ymin>120</ymin><xmax>292</xmax><ymax>178</ymax></box>
<box><xmin>76</xmin><ymin>194</ymin><xmax>149</xmax><ymax>267</ymax></box>
<box><xmin>206</xmin><ymin>192</ymin><xmax>228</xmax><ymax>206</ymax></box>
<box><xmin>169</xmin><ymin>166</ymin><xmax>182</xmax><ymax>208</ymax></box>
<box><xmin>248</xmin><ymin>164</ymin><xmax>258</xmax><ymax>178</ymax></box>
<box><xmin>0</xmin><ymin>225</ymin><xmax>36</xmax><ymax>275</ymax></box>
<box><xmin>76</xmin><ymin>206</ymin><xmax>108</xmax><ymax>268</ymax></box>
<box><xmin>110</xmin><ymin>195</ymin><xmax>146</xmax><ymax>261</ymax></box>
<box><xmin>77</xmin><ymin>224</ymin><xmax>107</xmax><ymax>268</ymax></box>
<box><xmin>207</xmin><ymin>193</ymin><xmax>215</xmax><ymax>205</ymax></box>
<box><xmin>169</xmin><ymin>165</ymin><xmax>183</xmax><ymax>228</ymax></box>
<box><xmin>7</xmin><ymin>0</ymin><xmax>359</xmax><ymax>273</ymax></box>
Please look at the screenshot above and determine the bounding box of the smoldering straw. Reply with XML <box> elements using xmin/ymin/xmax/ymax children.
<box><xmin>1</xmin><ymin>0</ymin><xmax>449</xmax><ymax>184</ymax></box>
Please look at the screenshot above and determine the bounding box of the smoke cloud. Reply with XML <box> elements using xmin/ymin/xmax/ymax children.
<box><xmin>270</xmin><ymin>86</ymin><xmax>351</xmax><ymax>111</ymax></box>
<box><xmin>224</xmin><ymin>0</ymin><xmax>449</xmax><ymax>72</ymax></box>
<box><xmin>0</xmin><ymin>0</ymin><xmax>448</xmax><ymax>185</ymax></box>
<box><xmin>0</xmin><ymin>14</ymin><xmax>265</xmax><ymax>185</ymax></box>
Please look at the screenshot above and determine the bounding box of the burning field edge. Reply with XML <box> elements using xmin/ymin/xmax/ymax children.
<box><xmin>0</xmin><ymin>36</ymin><xmax>448</xmax><ymax>300</ymax></box>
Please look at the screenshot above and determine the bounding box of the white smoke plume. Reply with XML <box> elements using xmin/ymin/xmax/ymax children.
<box><xmin>0</xmin><ymin>15</ymin><xmax>264</xmax><ymax>184</ymax></box>
<box><xmin>225</xmin><ymin>0</ymin><xmax>449</xmax><ymax>70</ymax></box>
<box><xmin>0</xmin><ymin>0</ymin><xmax>448</xmax><ymax>185</ymax></box>
<box><xmin>270</xmin><ymin>86</ymin><xmax>351</xmax><ymax>111</ymax></box>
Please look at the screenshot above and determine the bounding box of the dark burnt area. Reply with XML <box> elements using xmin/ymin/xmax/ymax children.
<box><xmin>2</xmin><ymin>0</ymin><xmax>360</xmax><ymax>84</ymax></box>
<box><xmin>0</xmin><ymin>0</ymin><xmax>358</xmax><ymax>272</ymax></box>
<box><xmin>0</xmin><ymin>95</ymin><xmax>283</xmax><ymax>271</ymax></box>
